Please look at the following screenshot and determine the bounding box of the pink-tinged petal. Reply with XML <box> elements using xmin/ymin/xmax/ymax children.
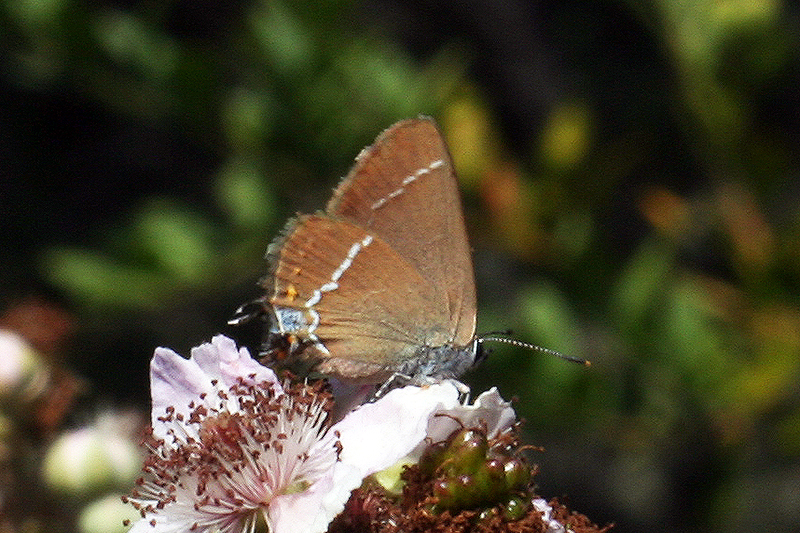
<box><xmin>149</xmin><ymin>336</ymin><xmax>282</xmax><ymax>440</ymax></box>
<box><xmin>149</xmin><ymin>346</ymin><xmax>216</xmax><ymax>437</ymax></box>
<box><xmin>424</xmin><ymin>387</ymin><xmax>515</xmax><ymax>446</ymax></box>
<box><xmin>267</xmin><ymin>470</ymin><xmax>340</xmax><ymax>533</ymax></box>
<box><xmin>333</xmin><ymin>382</ymin><xmax>462</xmax><ymax>478</ymax></box>
<box><xmin>321</xmin><ymin>463</ymin><xmax>363</xmax><ymax>521</ymax></box>
<box><xmin>191</xmin><ymin>335</ymin><xmax>278</xmax><ymax>389</ymax></box>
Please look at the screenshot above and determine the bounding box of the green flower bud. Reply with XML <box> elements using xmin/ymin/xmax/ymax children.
<box><xmin>477</xmin><ymin>507</ymin><xmax>499</xmax><ymax>524</ymax></box>
<box><xmin>471</xmin><ymin>458</ymin><xmax>507</xmax><ymax>502</ymax></box>
<box><xmin>418</xmin><ymin>440</ymin><xmax>447</xmax><ymax>477</ymax></box>
<box><xmin>441</xmin><ymin>429</ymin><xmax>489</xmax><ymax>476</ymax></box>
<box><xmin>503</xmin><ymin>457</ymin><xmax>530</xmax><ymax>490</ymax></box>
<box><xmin>502</xmin><ymin>495</ymin><xmax>529</xmax><ymax>521</ymax></box>
<box><xmin>432</xmin><ymin>478</ymin><xmax>459</xmax><ymax>509</ymax></box>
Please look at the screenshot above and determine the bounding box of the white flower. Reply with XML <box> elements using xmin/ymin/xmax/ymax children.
<box><xmin>126</xmin><ymin>335</ymin><xmax>518</xmax><ymax>533</ymax></box>
<box><xmin>0</xmin><ymin>329</ymin><xmax>49</xmax><ymax>401</ymax></box>
<box><xmin>43</xmin><ymin>410</ymin><xmax>142</xmax><ymax>495</ymax></box>
<box><xmin>127</xmin><ymin>336</ymin><xmax>338</xmax><ymax>533</ymax></box>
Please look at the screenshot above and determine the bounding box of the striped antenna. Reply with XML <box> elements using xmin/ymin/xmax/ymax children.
<box><xmin>478</xmin><ymin>335</ymin><xmax>591</xmax><ymax>366</ymax></box>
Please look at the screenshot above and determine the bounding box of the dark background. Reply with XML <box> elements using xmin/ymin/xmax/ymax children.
<box><xmin>2</xmin><ymin>1</ymin><xmax>800</xmax><ymax>532</ymax></box>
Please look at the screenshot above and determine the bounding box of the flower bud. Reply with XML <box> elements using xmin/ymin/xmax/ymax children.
<box><xmin>503</xmin><ymin>457</ymin><xmax>530</xmax><ymax>490</ymax></box>
<box><xmin>43</xmin><ymin>416</ymin><xmax>141</xmax><ymax>496</ymax></box>
<box><xmin>471</xmin><ymin>458</ymin><xmax>506</xmax><ymax>502</ymax></box>
<box><xmin>502</xmin><ymin>495</ymin><xmax>529</xmax><ymax>521</ymax></box>
<box><xmin>440</xmin><ymin>428</ymin><xmax>488</xmax><ymax>476</ymax></box>
<box><xmin>418</xmin><ymin>440</ymin><xmax>447</xmax><ymax>477</ymax></box>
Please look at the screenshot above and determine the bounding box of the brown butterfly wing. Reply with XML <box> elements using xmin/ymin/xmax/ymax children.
<box><xmin>325</xmin><ymin>117</ymin><xmax>477</xmax><ymax>347</ymax></box>
<box><xmin>265</xmin><ymin>215</ymin><xmax>453</xmax><ymax>382</ymax></box>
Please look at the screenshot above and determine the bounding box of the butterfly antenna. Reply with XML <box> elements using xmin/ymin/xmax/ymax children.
<box><xmin>478</xmin><ymin>336</ymin><xmax>591</xmax><ymax>366</ymax></box>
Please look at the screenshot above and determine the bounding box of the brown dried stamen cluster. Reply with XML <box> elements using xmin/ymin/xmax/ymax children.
<box><xmin>124</xmin><ymin>378</ymin><xmax>336</xmax><ymax>530</ymax></box>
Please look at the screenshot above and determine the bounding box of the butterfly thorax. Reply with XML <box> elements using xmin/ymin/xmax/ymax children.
<box><xmin>395</xmin><ymin>340</ymin><xmax>481</xmax><ymax>385</ymax></box>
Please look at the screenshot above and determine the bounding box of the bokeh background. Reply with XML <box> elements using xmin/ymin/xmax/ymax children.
<box><xmin>2</xmin><ymin>0</ymin><xmax>799</xmax><ymax>532</ymax></box>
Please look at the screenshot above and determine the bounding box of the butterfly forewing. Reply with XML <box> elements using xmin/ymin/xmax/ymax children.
<box><xmin>326</xmin><ymin>118</ymin><xmax>477</xmax><ymax>346</ymax></box>
<box><xmin>266</xmin><ymin>215</ymin><xmax>453</xmax><ymax>382</ymax></box>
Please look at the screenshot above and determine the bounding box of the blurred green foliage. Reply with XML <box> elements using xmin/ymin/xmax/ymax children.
<box><xmin>2</xmin><ymin>0</ymin><xmax>799</xmax><ymax>532</ymax></box>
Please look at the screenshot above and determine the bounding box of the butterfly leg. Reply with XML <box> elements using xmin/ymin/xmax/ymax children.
<box><xmin>370</xmin><ymin>372</ymin><xmax>413</xmax><ymax>400</ymax></box>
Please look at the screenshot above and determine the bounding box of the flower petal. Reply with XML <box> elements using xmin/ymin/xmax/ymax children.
<box><xmin>149</xmin><ymin>335</ymin><xmax>281</xmax><ymax>440</ymax></box>
<box><xmin>533</xmin><ymin>498</ymin><xmax>566</xmax><ymax>533</ymax></box>
<box><xmin>192</xmin><ymin>335</ymin><xmax>276</xmax><ymax>389</ymax></box>
<box><xmin>424</xmin><ymin>386</ymin><xmax>516</xmax><ymax>445</ymax></box>
<box><xmin>267</xmin><ymin>472</ymin><xmax>338</xmax><ymax>533</ymax></box>
<box><xmin>333</xmin><ymin>382</ymin><xmax>462</xmax><ymax>477</ymax></box>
